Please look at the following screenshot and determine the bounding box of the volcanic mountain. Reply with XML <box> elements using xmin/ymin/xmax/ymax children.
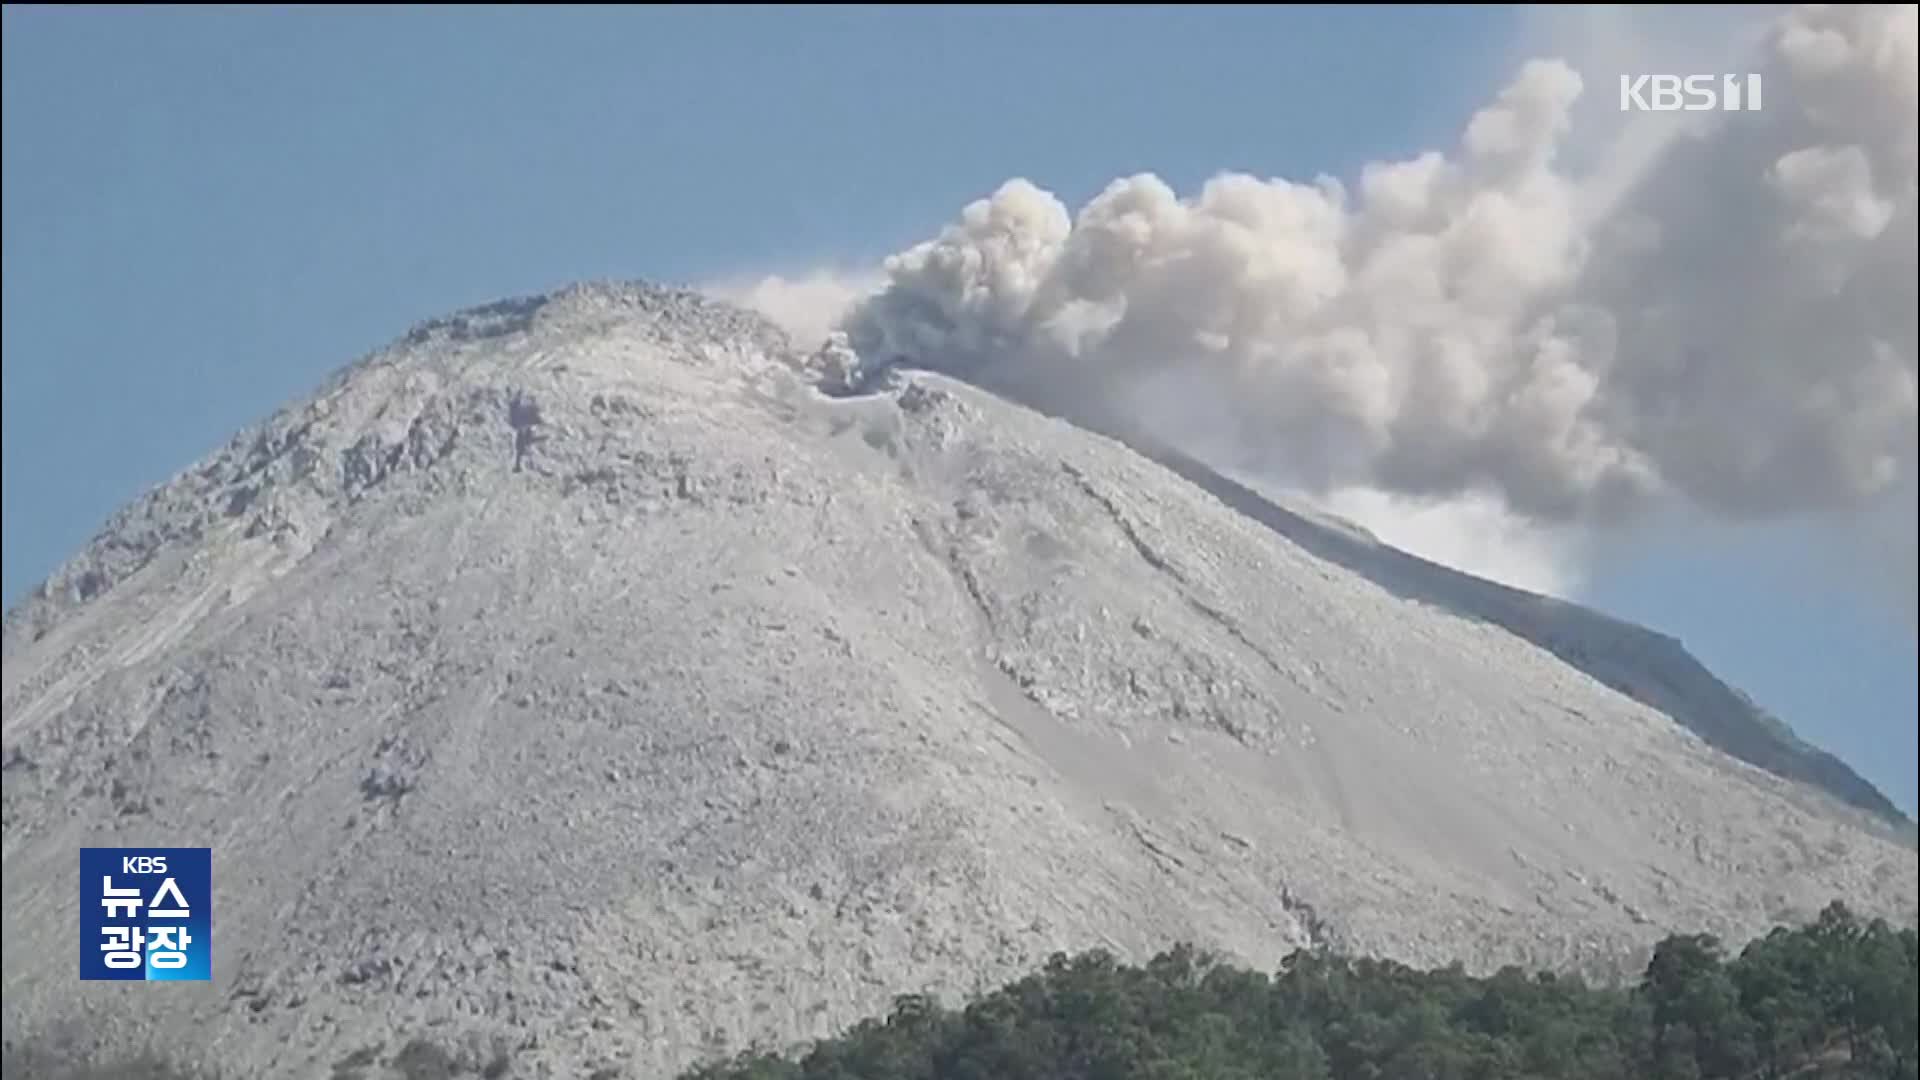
<box><xmin>3</xmin><ymin>283</ymin><xmax>1914</xmax><ymax>1079</ymax></box>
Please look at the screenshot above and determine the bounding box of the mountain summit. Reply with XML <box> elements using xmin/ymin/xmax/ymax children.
<box><xmin>3</xmin><ymin>283</ymin><xmax>1914</xmax><ymax>1078</ymax></box>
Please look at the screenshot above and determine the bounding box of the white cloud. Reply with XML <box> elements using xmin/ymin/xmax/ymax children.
<box><xmin>704</xmin><ymin>268</ymin><xmax>882</xmax><ymax>350</ymax></box>
<box><xmin>1315</xmin><ymin>486</ymin><xmax>1589</xmax><ymax>599</ymax></box>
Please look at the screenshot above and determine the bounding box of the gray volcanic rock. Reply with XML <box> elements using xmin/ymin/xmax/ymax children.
<box><xmin>2</xmin><ymin>282</ymin><xmax>1915</xmax><ymax>1079</ymax></box>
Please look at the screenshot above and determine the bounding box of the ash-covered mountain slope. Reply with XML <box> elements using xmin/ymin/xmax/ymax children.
<box><xmin>2</xmin><ymin>283</ymin><xmax>1914</xmax><ymax>1079</ymax></box>
<box><xmin>1147</xmin><ymin>451</ymin><xmax>1908</xmax><ymax>828</ymax></box>
<box><xmin>939</xmin><ymin>370</ymin><xmax>1912</xmax><ymax>833</ymax></box>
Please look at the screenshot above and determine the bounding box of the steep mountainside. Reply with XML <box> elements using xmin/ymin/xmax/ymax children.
<box><xmin>3</xmin><ymin>284</ymin><xmax>1914</xmax><ymax>1079</ymax></box>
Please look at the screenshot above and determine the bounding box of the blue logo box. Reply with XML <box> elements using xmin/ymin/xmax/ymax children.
<box><xmin>79</xmin><ymin>848</ymin><xmax>211</xmax><ymax>982</ymax></box>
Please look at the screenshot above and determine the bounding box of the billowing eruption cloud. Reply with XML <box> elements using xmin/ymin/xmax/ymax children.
<box><xmin>830</xmin><ymin>3</ymin><xmax>1916</xmax><ymax>573</ymax></box>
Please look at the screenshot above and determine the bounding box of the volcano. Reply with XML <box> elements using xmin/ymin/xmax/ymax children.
<box><xmin>3</xmin><ymin>283</ymin><xmax>1913</xmax><ymax>1079</ymax></box>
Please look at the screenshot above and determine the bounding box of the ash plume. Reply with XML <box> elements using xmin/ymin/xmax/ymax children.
<box><xmin>786</xmin><ymin>3</ymin><xmax>1916</xmax><ymax>607</ymax></box>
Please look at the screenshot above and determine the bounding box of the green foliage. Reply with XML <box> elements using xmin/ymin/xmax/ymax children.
<box><xmin>684</xmin><ymin>903</ymin><xmax>1918</xmax><ymax>1080</ymax></box>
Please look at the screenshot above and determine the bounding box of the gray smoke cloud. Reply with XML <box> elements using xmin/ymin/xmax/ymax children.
<box><xmin>835</xmin><ymin>3</ymin><xmax>1917</xmax><ymax>556</ymax></box>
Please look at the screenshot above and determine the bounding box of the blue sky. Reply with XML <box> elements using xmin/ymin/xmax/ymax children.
<box><xmin>3</xmin><ymin>6</ymin><xmax>1913</xmax><ymax>815</ymax></box>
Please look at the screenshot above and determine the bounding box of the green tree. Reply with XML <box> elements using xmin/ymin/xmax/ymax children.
<box><xmin>1642</xmin><ymin>933</ymin><xmax>1756</xmax><ymax>1078</ymax></box>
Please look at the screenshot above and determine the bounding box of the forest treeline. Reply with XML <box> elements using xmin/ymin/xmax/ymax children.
<box><xmin>685</xmin><ymin>901</ymin><xmax>1919</xmax><ymax>1080</ymax></box>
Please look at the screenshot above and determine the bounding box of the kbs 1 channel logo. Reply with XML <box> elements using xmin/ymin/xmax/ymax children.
<box><xmin>79</xmin><ymin>848</ymin><xmax>212</xmax><ymax>982</ymax></box>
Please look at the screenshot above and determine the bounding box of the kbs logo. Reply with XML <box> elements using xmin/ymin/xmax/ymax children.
<box><xmin>80</xmin><ymin>847</ymin><xmax>212</xmax><ymax>981</ymax></box>
<box><xmin>1620</xmin><ymin>74</ymin><xmax>1763</xmax><ymax>112</ymax></box>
